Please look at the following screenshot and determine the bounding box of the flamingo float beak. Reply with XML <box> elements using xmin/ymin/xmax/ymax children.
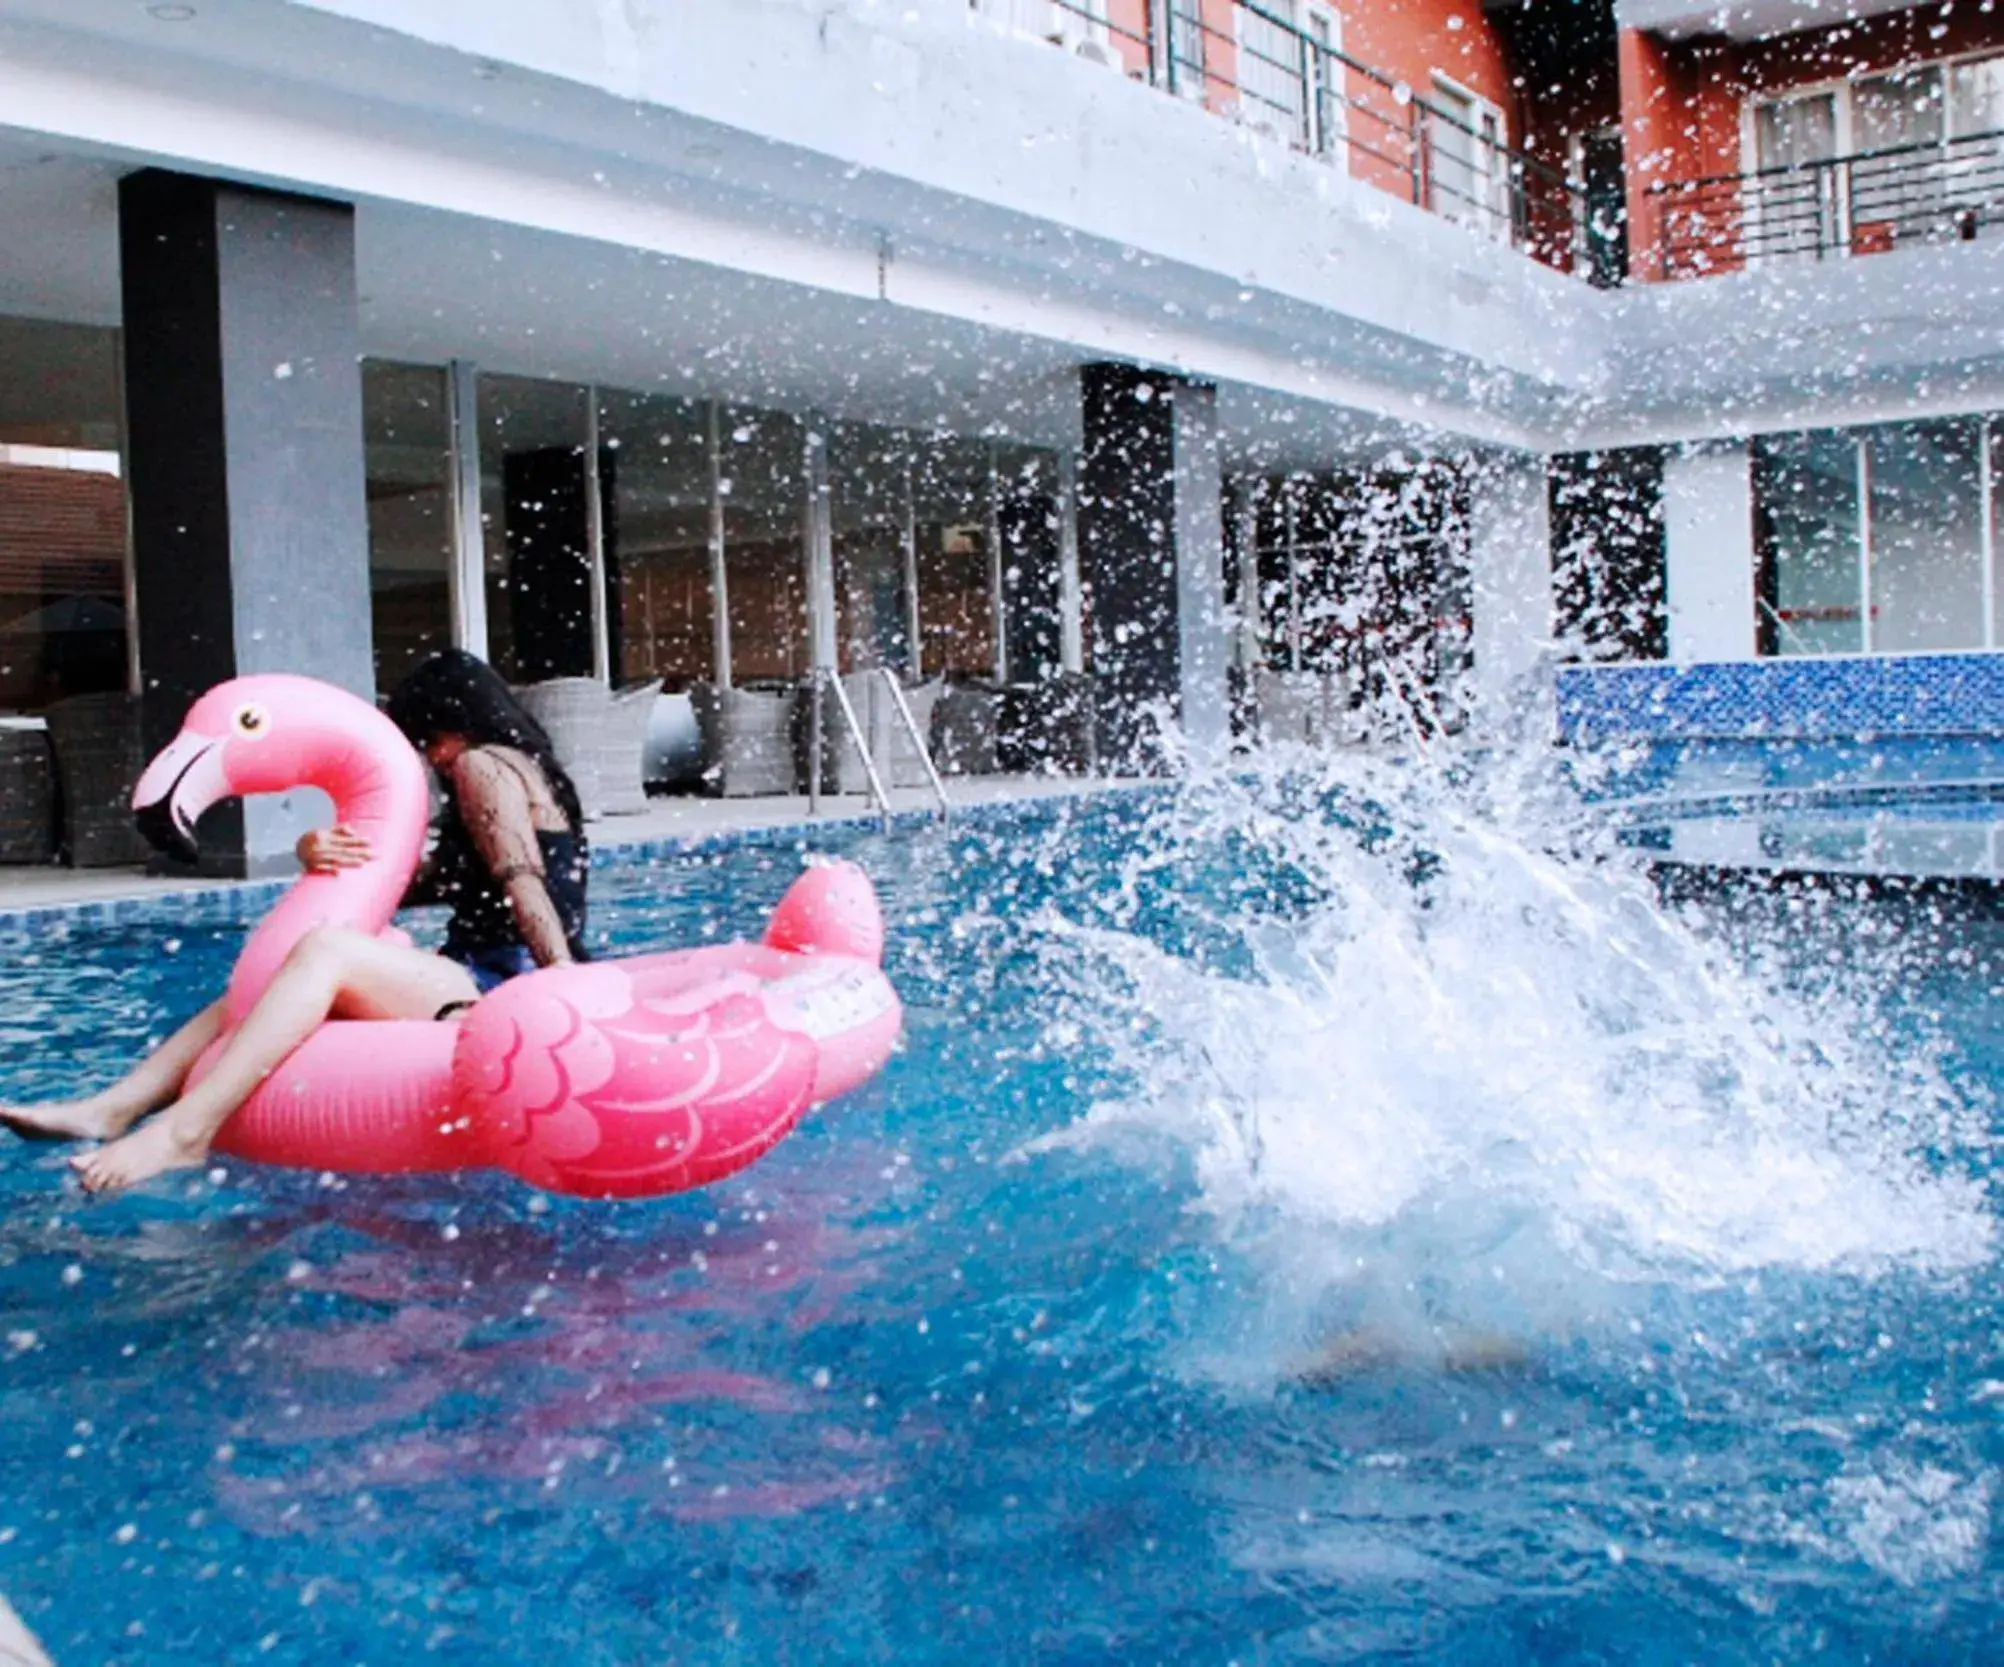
<box><xmin>131</xmin><ymin>727</ymin><xmax>230</xmax><ymax>864</ymax></box>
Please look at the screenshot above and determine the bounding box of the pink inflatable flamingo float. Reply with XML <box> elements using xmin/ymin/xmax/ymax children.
<box><xmin>130</xmin><ymin>674</ymin><xmax>903</xmax><ymax>1198</ymax></box>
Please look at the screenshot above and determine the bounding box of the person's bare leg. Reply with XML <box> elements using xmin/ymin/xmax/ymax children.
<box><xmin>2</xmin><ymin>1001</ymin><xmax>225</xmax><ymax>1143</ymax></box>
<box><xmin>73</xmin><ymin>930</ymin><xmax>477</xmax><ymax>1195</ymax></box>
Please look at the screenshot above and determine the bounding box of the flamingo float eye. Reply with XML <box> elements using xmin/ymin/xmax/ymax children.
<box><xmin>232</xmin><ymin>702</ymin><xmax>271</xmax><ymax>738</ymax></box>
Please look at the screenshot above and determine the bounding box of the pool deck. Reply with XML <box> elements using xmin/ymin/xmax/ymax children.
<box><xmin>0</xmin><ymin>774</ymin><xmax>1134</xmax><ymax>928</ymax></box>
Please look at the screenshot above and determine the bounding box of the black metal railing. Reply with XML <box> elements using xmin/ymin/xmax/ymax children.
<box><xmin>971</xmin><ymin>0</ymin><xmax>1604</xmax><ymax>281</ymax></box>
<box><xmin>1648</xmin><ymin>127</ymin><xmax>2004</xmax><ymax>278</ymax></box>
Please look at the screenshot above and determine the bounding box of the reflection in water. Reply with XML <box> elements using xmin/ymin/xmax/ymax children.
<box><xmin>207</xmin><ymin>1180</ymin><xmax>906</xmax><ymax>1537</ymax></box>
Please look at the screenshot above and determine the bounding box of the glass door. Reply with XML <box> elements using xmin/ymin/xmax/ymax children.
<box><xmin>1304</xmin><ymin>6</ymin><xmax>1344</xmax><ymax>160</ymax></box>
<box><xmin>1754</xmin><ymin>432</ymin><xmax>1864</xmax><ymax>656</ymax></box>
<box><xmin>1852</xmin><ymin>65</ymin><xmax>1945</xmax><ymax>243</ymax></box>
<box><xmin>363</xmin><ymin>362</ymin><xmax>455</xmax><ymax>694</ymax></box>
<box><xmin>1428</xmin><ymin>80</ymin><xmax>1510</xmax><ymax>242</ymax></box>
<box><xmin>1752</xmin><ymin>91</ymin><xmax>1842</xmax><ymax>260</ymax></box>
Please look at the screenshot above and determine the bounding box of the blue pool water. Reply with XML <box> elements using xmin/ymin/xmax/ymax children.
<box><xmin>2</xmin><ymin>761</ymin><xmax>2001</xmax><ymax>1664</ymax></box>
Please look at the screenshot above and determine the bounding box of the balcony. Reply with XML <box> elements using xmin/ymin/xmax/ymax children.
<box><xmin>969</xmin><ymin>0</ymin><xmax>1606</xmax><ymax>280</ymax></box>
<box><xmin>1647</xmin><ymin>128</ymin><xmax>2004</xmax><ymax>279</ymax></box>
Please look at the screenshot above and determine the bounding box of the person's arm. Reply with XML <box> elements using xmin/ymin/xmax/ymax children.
<box><xmin>447</xmin><ymin>751</ymin><xmax>574</xmax><ymax>967</ymax></box>
<box><xmin>298</xmin><ymin>823</ymin><xmax>444</xmax><ymax>908</ymax></box>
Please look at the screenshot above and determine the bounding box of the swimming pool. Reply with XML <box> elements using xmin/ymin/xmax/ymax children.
<box><xmin>1</xmin><ymin>758</ymin><xmax>1999</xmax><ymax>1664</ymax></box>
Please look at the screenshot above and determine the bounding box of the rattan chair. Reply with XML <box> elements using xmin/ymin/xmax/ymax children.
<box><xmin>513</xmin><ymin>677</ymin><xmax>662</xmax><ymax>821</ymax></box>
<box><xmin>690</xmin><ymin>682</ymin><xmax>800</xmax><ymax>798</ymax></box>
<box><xmin>44</xmin><ymin>692</ymin><xmax>151</xmax><ymax>867</ymax></box>
<box><xmin>0</xmin><ymin>725</ymin><xmax>58</xmax><ymax>864</ymax></box>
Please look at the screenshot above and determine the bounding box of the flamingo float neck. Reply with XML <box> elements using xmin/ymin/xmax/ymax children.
<box><xmin>227</xmin><ymin>714</ymin><xmax>431</xmax><ymax>1022</ymax></box>
<box><xmin>127</xmin><ymin>674</ymin><xmax>433</xmax><ymax>1026</ymax></box>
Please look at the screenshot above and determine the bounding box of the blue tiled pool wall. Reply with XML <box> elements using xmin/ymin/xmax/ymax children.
<box><xmin>1558</xmin><ymin>653</ymin><xmax>2004</xmax><ymax>746</ymax></box>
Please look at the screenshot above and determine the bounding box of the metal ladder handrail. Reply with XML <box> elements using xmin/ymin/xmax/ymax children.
<box><xmin>804</xmin><ymin>667</ymin><xmax>953</xmax><ymax>829</ymax></box>
<box><xmin>806</xmin><ymin>666</ymin><xmax>894</xmax><ymax>831</ymax></box>
<box><xmin>874</xmin><ymin>667</ymin><xmax>951</xmax><ymax>825</ymax></box>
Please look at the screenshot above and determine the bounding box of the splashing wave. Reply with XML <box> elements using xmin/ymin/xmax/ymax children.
<box><xmin>1028</xmin><ymin>737</ymin><xmax>1993</xmax><ymax>1321</ymax></box>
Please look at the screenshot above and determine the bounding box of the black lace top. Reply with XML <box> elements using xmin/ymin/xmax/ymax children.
<box><xmin>424</xmin><ymin>749</ymin><xmax>589</xmax><ymax>963</ymax></box>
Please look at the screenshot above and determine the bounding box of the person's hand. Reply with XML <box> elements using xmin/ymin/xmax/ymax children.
<box><xmin>297</xmin><ymin>824</ymin><xmax>372</xmax><ymax>874</ymax></box>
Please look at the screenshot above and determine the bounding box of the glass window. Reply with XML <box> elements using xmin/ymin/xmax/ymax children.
<box><xmin>1754</xmin><ymin>92</ymin><xmax>1838</xmax><ymax>170</ymax></box>
<box><xmin>1254</xmin><ymin>539</ymin><xmax>1294</xmax><ymax>670</ymax></box>
<box><xmin>363</xmin><ymin>362</ymin><xmax>454</xmax><ymax>695</ymax></box>
<box><xmin>1854</xmin><ymin>66</ymin><xmax>1946</xmax><ymax>231</ymax></box>
<box><xmin>1855</xmin><ymin>65</ymin><xmax>1945</xmax><ymax>153</ymax></box>
<box><xmin>1949</xmin><ymin>55</ymin><xmax>2004</xmax><ymax>138</ymax></box>
<box><xmin>911</xmin><ymin>437</ymin><xmax>997</xmax><ymax>680</ymax></box>
<box><xmin>1168</xmin><ymin>0</ymin><xmax>1206</xmax><ymax>95</ymax></box>
<box><xmin>600</xmin><ymin>391</ymin><xmax>713</xmax><ymax>690</ymax></box>
<box><xmin>1751</xmin><ymin>93</ymin><xmax>1841</xmax><ymax>261</ymax></box>
<box><xmin>719</xmin><ymin>407</ymin><xmax>809</xmax><ymax>684</ymax></box>
<box><xmin>0</xmin><ymin>316</ymin><xmax>128</xmax><ymax>712</ymax></box>
<box><xmin>1252</xmin><ymin>476</ymin><xmax>1316</xmax><ymax>670</ymax></box>
<box><xmin>1237</xmin><ymin>1</ymin><xmax>1305</xmax><ymax>139</ymax></box>
<box><xmin>478</xmin><ymin>375</ymin><xmax>594</xmax><ymax>684</ymax></box>
<box><xmin>828</xmin><ymin>423</ymin><xmax>914</xmax><ymax>676</ymax></box>
<box><xmin>1867</xmin><ymin>418</ymin><xmax>1984</xmax><ymax>653</ymax></box>
<box><xmin>1428</xmin><ymin>83</ymin><xmax>1509</xmax><ymax>239</ymax></box>
<box><xmin>1755</xmin><ymin>432</ymin><xmax>1863</xmax><ymax>656</ymax></box>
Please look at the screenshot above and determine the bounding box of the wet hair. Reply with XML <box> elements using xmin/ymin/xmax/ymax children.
<box><xmin>385</xmin><ymin>649</ymin><xmax>584</xmax><ymax>830</ymax></box>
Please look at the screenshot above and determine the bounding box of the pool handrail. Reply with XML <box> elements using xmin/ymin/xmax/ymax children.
<box><xmin>875</xmin><ymin>667</ymin><xmax>952</xmax><ymax>827</ymax></box>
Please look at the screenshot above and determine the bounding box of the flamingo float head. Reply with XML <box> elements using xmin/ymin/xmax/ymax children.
<box><xmin>132</xmin><ymin>674</ymin><xmax>423</xmax><ymax>864</ymax></box>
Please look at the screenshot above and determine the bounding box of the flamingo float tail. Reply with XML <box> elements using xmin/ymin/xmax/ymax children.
<box><xmin>764</xmin><ymin>860</ymin><xmax>887</xmax><ymax>964</ymax></box>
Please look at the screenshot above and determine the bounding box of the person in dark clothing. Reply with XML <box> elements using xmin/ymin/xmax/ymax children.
<box><xmin>380</xmin><ymin>648</ymin><xmax>590</xmax><ymax>995</ymax></box>
<box><xmin>2</xmin><ymin>651</ymin><xmax>590</xmax><ymax>1193</ymax></box>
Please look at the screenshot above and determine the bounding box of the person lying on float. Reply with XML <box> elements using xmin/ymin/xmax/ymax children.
<box><xmin>3</xmin><ymin>660</ymin><xmax>899</xmax><ymax>1203</ymax></box>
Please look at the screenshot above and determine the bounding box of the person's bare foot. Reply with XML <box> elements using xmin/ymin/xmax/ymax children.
<box><xmin>69</xmin><ymin>1117</ymin><xmax>206</xmax><ymax>1195</ymax></box>
<box><xmin>0</xmin><ymin>1097</ymin><xmax>126</xmax><ymax>1144</ymax></box>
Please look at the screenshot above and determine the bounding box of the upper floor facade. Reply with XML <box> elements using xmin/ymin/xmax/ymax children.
<box><xmin>2</xmin><ymin>0</ymin><xmax>2003</xmax><ymax>462</ymax></box>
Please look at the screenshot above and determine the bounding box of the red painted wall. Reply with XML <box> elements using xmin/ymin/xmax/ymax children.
<box><xmin>1738</xmin><ymin>8</ymin><xmax>2004</xmax><ymax>96</ymax></box>
<box><xmin>1339</xmin><ymin>0</ymin><xmax>1513</xmax><ymax>109</ymax></box>
<box><xmin>1620</xmin><ymin>27</ymin><xmax>1740</xmax><ymax>279</ymax></box>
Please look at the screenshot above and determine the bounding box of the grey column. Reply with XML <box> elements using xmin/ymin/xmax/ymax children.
<box><xmin>119</xmin><ymin>169</ymin><xmax>372</xmax><ymax>876</ymax></box>
<box><xmin>1077</xmin><ymin>362</ymin><xmax>1230</xmax><ymax>771</ymax></box>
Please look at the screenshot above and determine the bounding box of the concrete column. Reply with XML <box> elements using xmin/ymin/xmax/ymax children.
<box><xmin>119</xmin><ymin>169</ymin><xmax>371</xmax><ymax>876</ymax></box>
<box><xmin>1077</xmin><ymin>362</ymin><xmax>1229</xmax><ymax>771</ymax></box>
<box><xmin>1467</xmin><ymin>452</ymin><xmax>1553</xmax><ymax>715</ymax></box>
<box><xmin>1664</xmin><ymin>441</ymin><xmax>1757</xmax><ymax>663</ymax></box>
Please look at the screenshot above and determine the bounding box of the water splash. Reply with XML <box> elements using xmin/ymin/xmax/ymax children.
<box><xmin>1026</xmin><ymin>723</ymin><xmax>1994</xmax><ymax>1357</ymax></box>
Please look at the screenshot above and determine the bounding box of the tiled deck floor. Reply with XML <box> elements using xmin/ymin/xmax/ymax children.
<box><xmin>0</xmin><ymin>775</ymin><xmax>1127</xmax><ymax>920</ymax></box>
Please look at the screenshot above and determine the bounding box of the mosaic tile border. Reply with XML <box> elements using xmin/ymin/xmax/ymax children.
<box><xmin>1557</xmin><ymin>652</ymin><xmax>2004</xmax><ymax>745</ymax></box>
